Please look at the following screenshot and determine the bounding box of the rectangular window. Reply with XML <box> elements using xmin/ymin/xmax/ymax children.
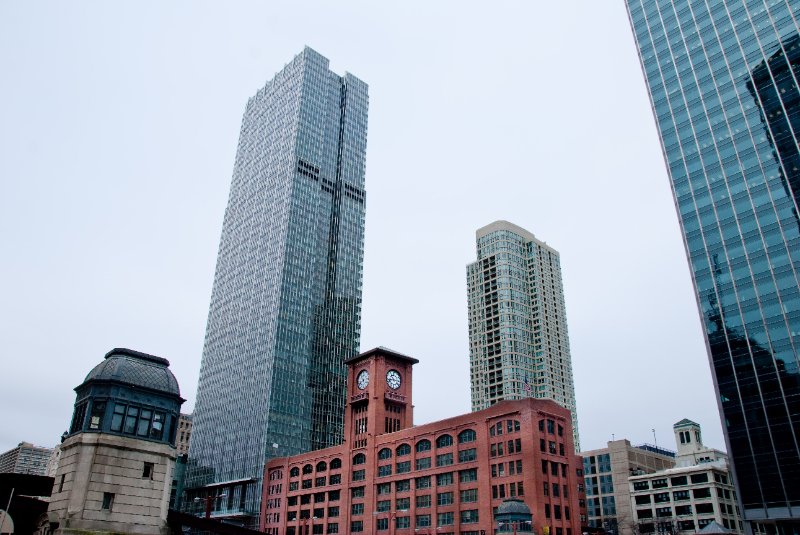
<box><xmin>458</xmin><ymin>449</ymin><xmax>477</xmax><ymax>463</ymax></box>
<box><xmin>396</xmin><ymin>480</ymin><xmax>411</xmax><ymax>492</ymax></box>
<box><xmin>691</xmin><ymin>473</ymin><xmax>709</xmax><ymax>484</ymax></box>
<box><xmin>351</xmin><ymin>521</ymin><xmax>363</xmax><ymax>533</ymax></box>
<box><xmin>378</xmin><ymin>465</ymin><xmax>392</xmax><ymax>477</ymax></box>
<box><xmin>460</xmin><ymin>489</ymin><xmax>478</xmax><ymax>503</ymax></box>
<box><xmin>652</xmin><ymin>479</ymin><xmax>668</xmax><ymax>489</ymax></box>
<box><xmin>142</xmin><ymin>462</ymin><xmax>154</xmax><ymax>479</ymax></box>
<box><xmin>328</xmin><ymin>507</ymin><xmax>339</xmax><ymax>517</ymax></box>
<box><xmin>437</xmin><ymin>492</ymin><xmax>454</xmax><ymax>506</ymax></box>
<box><xmin>102</xmin><ymin>492</ymin><xmax>114</xmax><ymax>511</ymax></box>
<box><xmin>377</xmin><ymin>501</ymin><xmax>391</xmax><ymax>512</ymax></box>
<box><xmin>460</xmin><ymin>510</ymin><xmax>479</xmax><ymax>524</ymax></box>
<box><xmin>377</xmin><ymin>483</ymin><xmax>392</xmax><ymax>495</ymax></box>
<box><xmin>416</xmin><ymin>514</ymin><xmax>431</xmax><ymax>528</ymax></box>
<box><xmin>397</xmin><ymin>461</ymin><xmax>411</xmax><ymax>474</ymax></box>
<box><xmin>58</xmin><ymin>474</ymin><xmax>65</xmax><ymax>493</ymax></box>
<box><xmin>352</xmin><ymin>470</ymin><xmax>365</xmax><ymax>481</ymax></box>
<box><xmin>693</xmin><ymin>488</ymin><xmax>711</xmax><ymax>499</ymax></box>
<box><xmin>396</xmin><ymin>517</ymin><xmax>410</xmax><ymax>529</ymax></box>
<box><xmin>351</xmin><ymin>503</ymin><xmax>364</xmax><ymax>516</ymax></box>
<box><xmin>436</xmin><ymin>473</ymin><xmax>454</xmax><ymax>486</ymax></box>
<box><xmin>459</xmin><ymin>469</ymin><xmax>477</xmax><ymax>483</ymax></box>
<box><xmin>329</xmin><ymin>474</ymin><xmax>341</xmax><ymax>485</ymax></box>
<box><xmin>416</xmin><ymin>457</ymin><xmax>431</xmax><ymax>470</ymax></box>
<box><xmin>416</xmin><ymin>495</ymin><xmax>431</xmax><ymax>508</ymax></box>
<box><xmin>351</xmin><ymin>486</ymin><xmax>365</xmax><ymax>498</ymax></box>
<box><xmin>436</xmin><ymin>453</ymin><xmax>453</xmax><ymax>467</ymax></box>
<box><xmin>437</xmin><ymin>512</ymin><xmax>454</xmax><ymax>526</ymax></box>
<box><xmin>396</xmin><ymin>497</ymin><xmax>410</xmax><ymax>510</ymax></box>
<box><xmin>376</xmin><ymin>518</ymin><xmax>389</xmax><ymax>531</ymax></box>
<box><xmin>416</xmin><ymin>476</ymin><xmax>431</xmax><ymax>489</ymax></box>
<box><xmin>327</xmin><ymin>524</ymin><xmax>338</xmax><ymax>534</ymax></box>
<box><xmin>110</xmin><ymin>404</ymin><xmax>125</xmax><ymax>432</ymax></box>
<box><xmin>316</xmin><ymin>477</ymin><xmax>326</xmax><ymax>486</ymax></box>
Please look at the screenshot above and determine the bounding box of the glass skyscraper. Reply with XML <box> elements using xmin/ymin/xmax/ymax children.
<box><xmin>625</xmin><ymin>2</ymin><xmax>800</xmax><ymax>531</ymax></box>
<box><xmin>467</xmin><ymin>221</ymin><xmax>580</xmax><ymax>450</ymax></box>
<box><xmin>186</xmin><ymin>47</ymin><xmax>368</xmax><ymax>524</ymax></box>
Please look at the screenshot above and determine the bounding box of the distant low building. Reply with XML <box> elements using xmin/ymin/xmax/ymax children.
<box><xmin>580</xmin><ymin>440</ymin><xmax>676</xmax><ymax>535</ymax></box>
<box><xmin>47</xmin><ymin>348</ymin><xmax>184</xmax><ymax>535</ymax></box>
<box><xmin>628</xmin><ymin>421</ymin><xmax>741</xmax><ymax>534</ymax></box>
<box><xmin>176</xmin><ymin>413</ymin><xmax>192</xmax><ymax>456</ymax></box>
<box><xmin>0</xmin><ymin>442</ymin><xmax>53</xmax><ymax>476</ymax></box>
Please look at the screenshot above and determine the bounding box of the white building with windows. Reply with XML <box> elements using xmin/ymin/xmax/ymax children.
<box><xmin>628</xmin><ymin>420</ymin><xmax>741</xmax><ymax>534</ymax></box>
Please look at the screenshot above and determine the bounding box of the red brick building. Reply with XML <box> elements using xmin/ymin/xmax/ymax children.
<box><xmin>260</xmin><ymin>347</ymin><xmax>583</xmax><ymax>535</ymax></box>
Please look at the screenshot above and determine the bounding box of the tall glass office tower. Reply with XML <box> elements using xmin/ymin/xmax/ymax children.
<box><xmin>186</xmin><ymin>48</ymin><xmax>368</xmax><ymax>524</ymax></box>
<box><xmin>467</xmin><ymin>221</ymin><xmax>580</xmax><ymax>450</ymax></box>
<box><xmin>625</xmin><ymin>2</ymin><xmax>800</xmax><ymax>532</ymax></box>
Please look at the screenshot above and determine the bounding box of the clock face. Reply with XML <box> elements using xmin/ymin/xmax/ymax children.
<box><xmin>357</xmin><ymin>370</ymin><xmax>369</xmax><ymax>390</ymax></box>
<box><xmin>386</xmin><ymin>370</ymin><xmax>401</xmax><ymax>390</ymax></box>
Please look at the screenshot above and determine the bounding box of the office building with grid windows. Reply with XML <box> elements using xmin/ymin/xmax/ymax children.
<box><xmin>186</xmin><ymin>47</ymin><xmax>368</xmax><ymax>526</ymax></box>
<box><xmin>467</xmin><ymin>221</ymin><xmax>580</xmax><ymax>450</ymax></box>
<box><xmin>625</xmin><ymin>2</ymin><xmax>800</xmax><ymax>532</ymax></box>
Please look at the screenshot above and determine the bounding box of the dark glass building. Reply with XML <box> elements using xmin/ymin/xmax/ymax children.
<box><xmin>186</xmin><ymin>47</ymin><xmax>368</xmax><ymax>525</ymax></box>
<box><xmin>625</xmin><ymin>2</ymin><xmax>800</xmax><ymax>533</ymax></box>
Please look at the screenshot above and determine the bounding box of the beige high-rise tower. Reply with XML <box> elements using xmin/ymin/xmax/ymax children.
<box><xmin>467</xmin><ymin>221</ymin><xmax>579</xmax><ymax>450</ymax></box>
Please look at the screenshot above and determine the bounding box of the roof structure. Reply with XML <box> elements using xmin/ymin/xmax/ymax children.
<box><xmin>81</xmin><ymin>347</ymin><xmax>181</xmax><ymax>397</ymax></box>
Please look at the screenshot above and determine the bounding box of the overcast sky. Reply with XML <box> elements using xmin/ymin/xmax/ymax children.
<box><xmin>0</xmin><ymin>2</ymin><xmax>725</xmax><ymax>455</ymax></box>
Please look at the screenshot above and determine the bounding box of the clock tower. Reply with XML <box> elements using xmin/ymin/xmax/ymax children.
<box><xmin>343</xmin><ymin>347</ymin><xmax>418</xmax><ymax>449</ymax></box>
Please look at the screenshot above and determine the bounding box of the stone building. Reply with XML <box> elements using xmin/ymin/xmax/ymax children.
<box><xmin>259</xmin><ymin>347</ymin><xmax>584</xmax><ymax>535</ymax></box>
<box><xmin>580</xmin><ymin>440</ymin><xmax>676</xmax><ymax>535</ymax></box>
<box><xmin>47</xmin><ymin>348</ymin><xmax>184</xmax><ymax>535</ymax></box>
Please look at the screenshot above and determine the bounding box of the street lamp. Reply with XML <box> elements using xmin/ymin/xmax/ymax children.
<box><xmin>194</xmin><ymin>493</ymin><xmax>227</xmax><ymax>519</ymax></box>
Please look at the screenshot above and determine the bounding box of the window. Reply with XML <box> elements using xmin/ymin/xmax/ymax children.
<box><xmin>675</xmin><ymin>505</ymin><xmax>692</xmax><ymax>516</ymax></box>
<box><xmin>303</xmin><ymin>464</ymin><xmax>313</xmax><ymax>475</ymax></box>
<box><xmin>352</xmin><ymin>470</ymin><xmax>365</xmax><ymax>481</ymax></box>
<box><xmin>351</xmin><ymin>486</ymin><xmax>365</xmax><ymax>498</ymax></box>
<box><xmin>378</xmin><ymin>465</ymin><xmax>392</xmax><ymax>477</ymax></box>
<box><xmin>656</xmin><ymin>507</ymin><xmax>672</xmax><ymax>518</ymax></box>
<box><xmin>377</xmin><ymin>500</ymin><xmax>391</xmax><ymax>512</ymax></box>
<box><xmin>377</xmin><ymin>483</ymin><xmax>392</xmax><ymax>495</ymax></box>
<box><xmin>691</xmin><ymin>473</ymin><xmax>709</xmax><ymax>484</ymax></box>
<box><xmin>673</xmin><ymin>490</ymin><xmax>690</xmax><ymax>501</ymax></box>
<box><xmin>351</xmin><ymin>503</ymin><xmax>364</xmax><ymax>516</ymax></box>
<box><xmin>316</xmin><ymin>461</ymin><xmax>327</xmax><ymax>472</ymax></box>
<box><xmin>351</xmin><ymin>521</ymin><xmax>363</xmax><ymax>533</ymax></box>
<box><xmin>458</xmin><ymin>429</ymin><xmax>477</xmax><ymax>444</ymax></box>
<box><xmin>89</xmin><ymin>401</ymin><xmax>106</xmax><ymax>430</ymax></box>
<box><xmin>327</xmin><ymin>523</ymin><xmax>339</xmax><ymax>534</ymax></box>
<box><xmin>289</xmin><ymin>482</ymin><xmax>298</xmax><ymax>491</ymax></box>
<box><xmin>436</xmin><ymin>453</ymin><xmax>453</xmax><ymax>467</ymax></box>
<box><xmin>635</xmin><ymin>495</ymin><xmax>652</xmax><ymax>505</ymax></box>
<box><xmin>652</xmin><ymin>479</ymin><xmax>668</xmax><ymax>489</ymax></box>
<box><xmin>436</xmin><ymin>435</ymin><xmax>453</xmax><ymax>448</ymax></box>
<box><xmin>396</xmin><ymin>444</ymin><xmax>411</xmax><ymax>456</ymax></box>
<box><xmin>328</xmin><ymin>490</ymin><xmax>340</xmax><ymax>501</ymax></box>
<box><xmin>396</xmin><ymin>497</ymin><xmax>410</xmax><ymax>510</ymax></box>
<box><xmin>290</xmin><ymin>467</ymin><xmax>300</xmax><ymax>478</ymax></box>
<box><xmin>376</xmin><ymin>518</ymin><xmax>389</xmax><ymax>531</ymax></box>
<box><xmin>330</xmin><ymin>458</ymin><xmax>341</xmax><ymax>470</ymax></box>
<box><xmin>417</xmin><ymin>495</ymin><xmax>431</xmax><ymax>508</ymax></box>
<box><xmin>102</xmin><ymin>492</ymin><xmax>114</xmax><ymax>511</ymax></box>
<box><xmin>58</xmin><ymin>474</ymin><xmax>65</xmax><ymax>493</ymax></box>
<box><xmin>460</xmin><ymin>489</ymin><xmax>478</xmax><ymax>503</ymax></box>
<box><xmin>396</xmin><ymin>480</ymin><xmax>411</xmax><ymax>492</ymax></box>
<box><xmin>397</xmin><ymin>461</ymin><xmax>411</xmax><ymax>473</ymax></box>
<box><xmin>396</xmin><ymin>517</ymin><xmax>410</xmax><ymax>529</ymax></box>
<box><xmin>437</xmin><ymin>492</ymin><xmax>454</xmax><ymax>506</ymax></box>
<box><xmin>416</xmin><ymin>457</ymin><xmax>431</xmax><ymax>470</ymax></box>
<box><xmin>459</xmin><ymin>469</ymin><xmax>477</xmax><ymax>483</ymax></box>
<box><xmin>670</xmin><ymin>476</ymin><xmax>687</xmax><ymax>486</ymax></box>
<box><xmin>329</xmin><ymin>474</ymin><xmax>341</xmax><ymax>485</ymax></box>
<box><xmin>416</xmin><ymin>440</ymin><xmax>431</xmax><ymax>452</ymax></box>
<box><xmin>460</xmin><ymin>510</ymin><xmax>479</xmax><ymax>524</ymax></box>
<box><xmin>436</xmin><ymin>472</ymin><xmax>453</xmax><ymax>486</ymax></box>
<box><xmin>328</xmin><ymin>506</ymin><xmax>339</xmax><ymax>517</ymax></box>
<box><xmin>302</xmin><ymin>480</ymin><xmax>312</xmax><ymax>489</ymax></box>
<box><xmin>633</xmin><ymin>481</ymin><xmax>649</xmax><ymax>491</ymax></box>
<box><xmin>654</xmin><ymin>493</ymin><xmax>670</xmax><ymax>503</ymax></box>
<box><xmin>547</xmin><ymin>419</ymin><xmax>555</xmax><ymax>434</ymax></box>
<box><xmin>437</xmin><ymin>512</ymin><xmax>454</xmax><ymax>526</ymax></box>
<box><xmin>458</xmin><ymin>449</ymin><xmax>477</xmax><ymax>463</ymax></box>
<box><xmin>416</xmin><ymin>476</ymin><xmax>431</xmax><ymax>489</ymax></box>
<box><xmin>378</xmin><ymin>448</ymin><xmax>392</xmax><ymax>460</ymax></box>
<box><xmin>316</xmin><ymin>477</ymin><xmax>326</xmax><ymax>487</ymax></box>
<box><xmin>416</xmin><ymin>514</ymin><xmax>431</xmax><ymax>528</ymax></box>
<box><xmin>693</xmin><ymin>488</ymin><xmax>711</xmax><ymax>499</ymax></box>
<box><xmin>142</xmin><ymin>462</ymin><xmax>154</xmax><ymax>479</ymax></box>
<box><xmin>696</xmin><ymin>503</ymin><xmax>714</xmax><ymax>514</ymax></box>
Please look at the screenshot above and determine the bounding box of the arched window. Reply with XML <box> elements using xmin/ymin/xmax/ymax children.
<box><xmin>289</xmin><ymin>467</ymin><xmax>300</xmax><ymax>478</ymax></box>
<box><xmin>330</xmin><ymin>458</ymin><xmax>342</xmax><ymax>470</ymax></box>
<box><xmin>458</xmin><ymin>429</ymin><xmax>476</xmax><ymax>444</ymax></box>
<box><xmin>416</xmin><ymin>439</ymin><xmax>431</xmax><ymax>453</ymax></box>
<box><xmin>353</xmin><ymin>453</ymin><xmax>366</xmax><ymax>465</ymax></box>
<box><xmin>436</xmin><ymin>434</ymin><xmax>453</xmax><ymax>448</ymax></box>
<box><xmin>396</xmin><ymin>443</ymin><xmax>411</xmax><ymax>456</ymax></box>
<box><xmin>316</xmin><ymin>461</ymin><xmax>327</xmax><ymax>472</ymax></box>
<box><xmin>378</xmin><ymin>448</ymin><xmax>392</xmax><ymax>460</ymax></box>
<box><xmin>303</xmin><ymin>464</ymin><xmax>313</xmax><ymax>475</ymax></box>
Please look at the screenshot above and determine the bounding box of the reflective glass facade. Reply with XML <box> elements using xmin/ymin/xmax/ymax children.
<box><xmin>625</xmin><ymin>0</ymin><xmax>800</xmax><ymax>526</ymax></box>
<box><xmin>467</xmin><ymin>221</ymin><xmax>579</xmax><ymax>451</ymax></box>
<box><xmin>187</xmin><ymin>47</ymin><xmax>368</xmax><ymax>522</ymax></box>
